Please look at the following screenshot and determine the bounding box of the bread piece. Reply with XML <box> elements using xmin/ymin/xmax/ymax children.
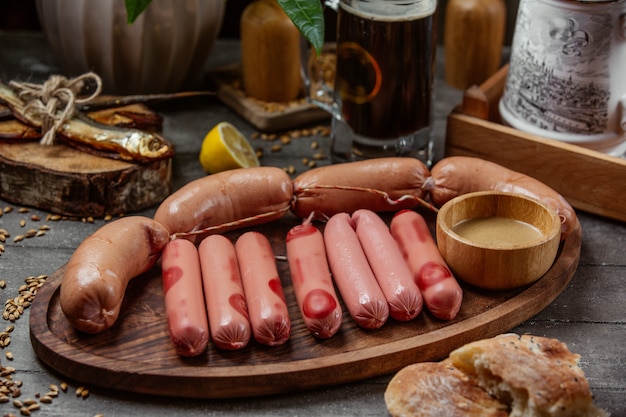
<box><xmin>385</xmin><ymin>359</ymin><xmax>509</xmax><ymax>417</ymax></box>
<box><xmin>449</xmin><ymin>333</ymin><xmax>609</xmax><ymax>417</ymax></box>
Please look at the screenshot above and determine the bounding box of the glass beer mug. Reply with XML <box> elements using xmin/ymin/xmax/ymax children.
<box><xmin>302</xmin><ymin>0</ymin><xmax>438</xmax><ymax>166</ymax></box>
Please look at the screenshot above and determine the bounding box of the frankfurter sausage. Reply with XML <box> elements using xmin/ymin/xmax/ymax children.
<box><xmin>235</xmin><ymin>231</ymin><xmax>291</xmax><ymax>346</ymax></box>
<box><xmin>161</xmin><ymin>239</ymin><xmax>209</xmax><ymax>356</ymax></box>
<box><xmin>352</xmin><ymin>209</ymin><xmax>423</xmax><ymax>322</ymax></box>
<box><xmin>292</xmin><ymin>157</ymin><xmax>430</xmax><ymax>218</ymax></box>
<box><xmin>154</xmin><ymin>167</ymin><xmax>293</xmax><ymax>242</ymax></box>
<box><xmin>60</xmin><ymin>216</ymin><xmax>170</xmax><ymax>334</ymax></box>
<box><xmin>323</xmin><ymin>213</ymin><xmax>389</xmax><ymax>329</ymax></box>
<box><xmin>390</xmin><ymin>210</ymin><xmax>463</xmax><ymax>321</ymax></box>
<box><xmin>286</xmin><ymin>223</ymin><xmax>343</xmax><ymax>339</ymax></box>
<box><xmin>425</xmin><ymin>156</ymin><xmax>575</xmax><ymax>239</ymax></box>
<box><xmin>198</xmin><ymin>234</ymin><xmax>251</xmax><ymax>350</ymax></box>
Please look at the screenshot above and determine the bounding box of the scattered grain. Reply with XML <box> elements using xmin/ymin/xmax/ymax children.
<box><xmin>17</xmin><ymin>208</ymin><xmax>29</xmax><ymax>214</ymax></box>
<box><xmin>19</xmin><ymin>406</ymin><xmax>30</xmax><ymax>416</ymax></box>
<box><xmin>310</xmin><ymin>140</ymin><xmax>319</xmax><ymax>150</ymax></box>
<box><xmin>13</xmin><ymin>235</ymin><xmax>24</xmax><ymax>243</ymax></box>
<box><xmin>60</xmin><ymin>382</ymin><xmax>68</xmax><ymax>392</ymax></box>
<box><xmin>104</xmin><ymin>214</ymin><xmax>113</xmax><ymax>222</ymax></box>
<box><xmin>23</xmin><ymin>229</ymin><xmax>37</xmax><ymax>239</ymax></box>
<box><xmin>307</xmin><ymin>160</ymin><xmax>317</xmax><ymax>169</ymax></box>
<box><xmin>0</xmin><ymin>281</ymin><xmax>5</xmax><ymax>289</ymax></box>
<box><xmin>312</xmin><ymin>152</ymin><xmax>326</xmax><ymax>160</ymax></box>
<box><xmin>5</xmin><ymin>352</ymin><xmax>13</xmax><ymax>360</ymax></box>
<box><xmin>29</xmin><ymin>214</ymin><xmax>40</xmax><ymax>222</ymax></box>
<box><xmin>39</xmin><ymin>395</ymin><xmax>53</xmax><ymax>403</ymax></box>
<box><xmin>270</xmin><ymin>144</ymin><xmax>282</xmax><ymax>152</ymax></box>
<box><xmin>3</xmin><ymin>206</ymin><xmax>14</xmax><ymax>214</ymax></box>
<box><xmin>19</xmin><ymin>220</ymin><xmax>26</xmax><ymax>227</ymax></box>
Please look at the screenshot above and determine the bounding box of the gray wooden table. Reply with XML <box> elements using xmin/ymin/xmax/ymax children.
<box><xmin>0</xmin><ymin>32</ymin><xmax>624</xmax><ymax>417</ymax></box>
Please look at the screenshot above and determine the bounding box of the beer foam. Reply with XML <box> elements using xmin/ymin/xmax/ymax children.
<box><xmin>341</xmin><ymin>0</ymin><xmax>436</xmax><ymax>21</ymax></box>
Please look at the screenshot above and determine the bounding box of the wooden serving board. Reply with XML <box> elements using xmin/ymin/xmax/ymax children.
<box><xmin>0</xmin><ymin>142</ymin><xmax>172</xmax><ymax>217</ymax></box>
<box><xmin>208</xmin><ymin>65</ymin><xmax>329</xmax><ymax>132</ymax></box>
<box><xmin>29</xmin><ymin>213</ymin><xmax>581</xmax><ymax>399</ymax></box>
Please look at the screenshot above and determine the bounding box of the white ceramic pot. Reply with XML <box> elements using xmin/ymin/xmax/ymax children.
<box><xmin>499</xmin><ymin>0</ymin><xmax>626</xmax><ymax>156</ymax></box>
<box><xmin>36</xmin><ymin>0</ymin><xmax>226</xmax><ymax>94</ymax></box>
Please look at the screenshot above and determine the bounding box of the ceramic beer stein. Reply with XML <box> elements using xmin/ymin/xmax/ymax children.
<box><xmin>302</xmin><ymin>0</ymin><xmax>438</xmax><ymax>166</ymax></box>
<box><xmin>499</xmin><ymin>0</ymin><xmax>626</xmax><ymax>156</ymax></box>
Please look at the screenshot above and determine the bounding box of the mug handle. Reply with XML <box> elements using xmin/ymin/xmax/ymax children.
<box><xmin>300</xmin><ymin>37</ymin><xmax>340</xmax><ymax>117</ymax></box>
<box><xmin>618</xmin><ymin>95</ymin><xmax>626</xmax><ymax>133</ymax></box>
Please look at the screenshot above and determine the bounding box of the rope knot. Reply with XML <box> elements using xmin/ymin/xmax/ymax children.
<box><xmin>9</xmin><ymin>72</ymin><xmax>103</xmax><ymax>145</ymax></box>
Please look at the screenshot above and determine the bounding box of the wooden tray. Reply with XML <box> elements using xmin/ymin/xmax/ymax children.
<box><xmin>29</xmin><ymin>212</ymin><xmax>581</xmax><ymax>399</ymax></box>
<box><xmin>207</xmin><ymin>65</ymin><xmax>329</xmax><ymax>132</ymax></box>
<box><xmin>446</xmin><ymin>65</ymin><xmax>626</xmax><ymax>223</ymax></box>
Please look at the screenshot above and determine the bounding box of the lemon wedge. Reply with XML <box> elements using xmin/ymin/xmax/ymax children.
<box><xmin>199</xmin><ymin>122</ymin><xmax>260</xmax><ymax>174</ymax></box>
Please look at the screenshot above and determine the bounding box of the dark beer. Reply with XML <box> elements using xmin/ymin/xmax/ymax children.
<box><xmin>334</xmin><ymin>4</ymin><xmax>436</xmax><ymax>139</ymax></box>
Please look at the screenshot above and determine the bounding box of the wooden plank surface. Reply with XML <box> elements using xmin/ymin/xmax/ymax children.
<box><xmin>29</xmin><ymin>214</ymin><xmax>581</xmax><ymax>399</ymax></box>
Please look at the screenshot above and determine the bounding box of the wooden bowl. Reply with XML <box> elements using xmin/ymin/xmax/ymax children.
<box><xmin>436</xmin><ymin>191</ymin><xmax>562</xmax><ymax>290</ymax></box>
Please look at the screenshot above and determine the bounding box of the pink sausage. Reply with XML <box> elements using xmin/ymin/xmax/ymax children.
<box><xmin>198</xmin><ymin>235</ymin><xmax>251</xmax><ymax>350</ymax></box>
<box><xmin>323</xmin><ymin>213</ymin><xmax>389</xmax><ymax>329</ymax></box>
<box><xmin>352</xmin><ymin>209</ymin><xmax>423</xmax><ymax>322</ymax></box>
<box><xmin>390</xmin><ymin>210</ymin><xmax>463</xmax><ymax>320</ymax></box>
<box><xmin>161</xmin><ymin>239</ymin><xmax>210</xmax><ymax>357</ymax></box>
<box><xmin>235</xmin><ymin>231</ymin><xmax>291</xmax><ymax>346</ymax></box>
<box><xmin>286</xmin><ymin>224</ymin><xmax>343</xmax><ymax>339</ymax></box>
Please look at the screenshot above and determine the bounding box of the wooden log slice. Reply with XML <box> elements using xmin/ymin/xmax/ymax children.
<box><xmin>0</xmin><ymin>142</ymin><xmax>172</xmax><ymax>217</ymax></box>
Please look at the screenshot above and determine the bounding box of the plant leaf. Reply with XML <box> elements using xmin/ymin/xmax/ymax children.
<box><xmin>277</xmin><ymin>0</ymin><xmax>325</xmax><ymax>55</ymax></box>
<box><xmin>125</xmin><ymin>0</ymin><xmax>153</xmax><ymax>24</ymax></box>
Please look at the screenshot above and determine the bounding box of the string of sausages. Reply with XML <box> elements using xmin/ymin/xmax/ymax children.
<box><xmin>57</xmin><ymin>156</ymin><xmax>577</xmax><ymax>357</ymax></box>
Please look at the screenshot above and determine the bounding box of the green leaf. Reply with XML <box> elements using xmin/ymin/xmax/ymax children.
<box><xmin>277</xmin><ymin>0</ymin><xmax>325</xmax><ymax>55</ymax></box>
<box><xmin>125</xmin><ymin>0</ymin><xmax>153</xmax><ymax>24</ymax></box>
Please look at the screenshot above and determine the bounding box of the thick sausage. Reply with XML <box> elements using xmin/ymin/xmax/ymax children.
<box><xmin>161</xmin><ymin>239</ymin><xmax>209</xmax><ymax>356</ymax></box>
<box><xmin>235</xmin><ymin>231</ymin><xmax>291</xmax><ymax>346</ymax></box>
<box><xmin>198</xmin><ymin>234</ymin><xmax>251</xmax><ymax>350</ymax></box>
<box><xmin>286</xmin><ymin>223</ymin><xmax>343</xmax><ymax>339</ymax></box>
<box><xmin>390</xmin><ymin>210</ymin><xmax>463</xmax><ymax>321</ymax></box>
<box><xmin>292</xmin><ymin>157</ymin><xmax>430</xmax><ymax>218</ymax></box>
<box><xmin>425</xmin><ymin>156</ymin><xmax>575</xmax><ymax>239</ymax></box>
<box><xmin>60</xmin><ymin>216</ymin><xmax>170</xmax><ymax>334</ymax></box>
<box><xmin>154</xmin><ymin>167</ymin><xmax>293</xmax><ymax>242</ymax></box>
<box><xmin>352</xmin><ymin>209</ymin><xmax>423</xmax><ymax>322</ymax></box>
<box><xmin>323</xmin><ymin>213</ymin><xmax>389</xmax><ymax>329</ymax></box>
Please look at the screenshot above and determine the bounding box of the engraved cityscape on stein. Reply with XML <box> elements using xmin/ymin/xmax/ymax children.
<box><xmin>502</xmin><ymin>1</ymin><xmax>612</xmax><ymax>135</ymax></box>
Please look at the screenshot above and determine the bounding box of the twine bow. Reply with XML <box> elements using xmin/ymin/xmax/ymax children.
<box><xmin>9</xmin><ymin>72</ymin><xmax>103</xmax><ymax>146</ymax></box>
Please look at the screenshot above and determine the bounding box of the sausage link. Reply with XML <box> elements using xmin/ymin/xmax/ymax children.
<box><xmin>426</xmin><ymin>156</ymin><xmax>575</xmax><ymax>239</ymax></box>
<box><xmin>292</xmin><ymin>157</ymin><xmax>430</xmax><ymax>218</ymax></box>
<box><xmin>161</xmin><ymin>239</ymin><xmax>210</xmax><ymax>356</ymax></box>
<box><xmin>198</xmin><ymin>235</ymin><xmax>251</xmax><ymax>350</ymax></box>
<box><xmin>390</xmin><ymin>210</ymin><xmax>463</xmax><ymax>320</ymax></box>
<box><xmin>60</xmin><ymin>216</ymin><xmax>170</xmax><ymax>334</ymax></box>
<box><xmin>352</xmin><ymin>209</ymin><xmax>423</xmax><ymax>322</ymax></box>
<box><xmin>235</xmin><ymin>231</ymin><xmax>291</xmax><ymax>346</ymax></box>
<box><xmin>154</xmin><ymin>167</ymin><xmax>293</xmax><ymax>242</ymax></box>
<box><xmin>286</xmin><ymin>223</ymin><xmax>343</xmax><ymax>339</ymax></box>
<box><xmin>323</xmin><ymin>213</ymin><xmax>389</xmax><ymax>329</ymax></box>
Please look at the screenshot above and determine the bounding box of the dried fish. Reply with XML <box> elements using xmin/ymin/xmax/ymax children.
<box><xmin>0</xmin><ymin>82</ymin><xmax>174</xmax><ymax>163</ymax></box>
